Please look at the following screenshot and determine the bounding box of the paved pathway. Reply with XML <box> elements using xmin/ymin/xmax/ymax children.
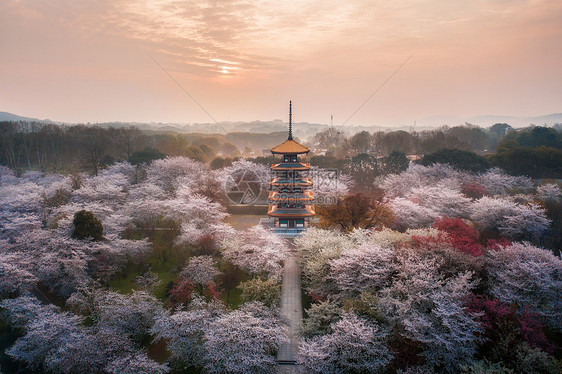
<box><xmin>277</xmin><ymin>254</ymin><xmax>303</xmax><ymax>373</ymax></box>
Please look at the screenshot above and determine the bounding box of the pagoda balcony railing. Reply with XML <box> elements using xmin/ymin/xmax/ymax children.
<box><xmin>268</xmin><ymin>190</ymin><xmax>314</xmax><ymax>202</ymax></box>
<box><xmin>269</xmin><ymin>177</ymin><xmax>313</xmax><ymax>186</ymax></box>
<box><xmin>271</xmin><ymin>162</ymin><xmax>311</xmax><ymax>170</ymax></box>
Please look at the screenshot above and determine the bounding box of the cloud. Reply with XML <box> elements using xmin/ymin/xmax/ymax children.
<box><xmin>1</xmin><ymin>0</ymin><xmax>561</xmax><ymax>123</ymax></box>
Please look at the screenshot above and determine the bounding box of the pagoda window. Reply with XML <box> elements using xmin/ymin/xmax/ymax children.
<box><xmin>279</xmin><ymin>219</ymin><xmax>288</xmax><ymax>228</ymax></box>
<box><xmin>296</xmin><ymin>219</ymin><xmax>304</xmax><ymax>228</ymax></box>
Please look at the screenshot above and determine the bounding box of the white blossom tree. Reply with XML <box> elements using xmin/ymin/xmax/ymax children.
<box><xmin>470</xmin><ymin>197</ymin><xmax>550</xmax><ymax>240</ymax></box>
<box><xmin>299</xmin><ymin>312</ymin><xmax>392</xmax><ymax>374</ymax></box>
<box><xmin>536</xmin><ymin>183</ymin><xmax>561</xmax><ymax>202</ymax></box>
<box><xmin>486</xmin><ymin>242</ymin><xmax>562</xmax><ymax>329</ymax></box>
<box><xmin>378</xmin><ymin>251</ymin><xmax>483</xmax><ymax>372</ymax></box>
<box><xmin>165</xmin><ymin>189</ymin><xmax>231</xmax><ymax>245</ymax></box>
<box><xmin>329</xmin><ymin>243</ymin><xmax>395</xmax><ymax>299</ymax></box>
<box><xmin>310</xmin><ymin>166</ymin><xmax>353</xmax><ymax>201</ymax></box>
<box><xmin>390</xmin><ymin>197</ymin><xmax>438</xmax><ymax>230</ymax></box>
<box><xmin>406</xmin><ymin>186</ymin><xmax>471</xmax><ymax>219</ymax></box>
<box><xmin>87</xmin><ymin>290</ymin><xmax>165</xmax><ymax>342</ymax></box>
<box><xmin>469</xmin><ymin>196</ymin><xmax>519</xmax><ymax>232</ymax></box>
<box><xmin>151</xmin><ymin>298</ymin><xmax>225</xmax><ymax>368</ymax></box>
<box><xmin>295</xmin><ymin>228</ymin><xmax>353</xmax><ymax>297</ymax></box>
<box><xmin>477</xmin><ymin>168</ymin><xmax>533</xmax><ymax>196</ymax></box>
<box><xmin>202</xmin><ymin>302</ymin><xmax>287</xmax><ymax>374</ymax></box>
<box><xmin>498</xmin><ymin>203</ymin><xmax>551</xmax><ymax>241</ymax></box>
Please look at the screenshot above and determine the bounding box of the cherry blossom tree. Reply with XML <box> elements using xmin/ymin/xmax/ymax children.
<box><xmin>221</xmin><ymin>225</ymin><xmax>288</xmax><ymax>280</ymax></box>
<box><xmin>215</xmin><ymin>159</ymin><xmax>271</xmax><ymax>192</ymax></box>
<box><xmin>469</xmin><ymin>196</ymin><xmax>519</xmax><ymax>232</ymax></box>
<box><xmin>105</xmin><ymin>353</ymin><xmax>170</xmax><ymax>374</ymax></box>
<box><xmin>378</xmin><ymin>252</ymin><xmax>483</xmax><ymax>372</ymax></box>
<box><xmin>295</xmin><ymin>228</ymin><xmax>354</xmax><ymax>298</ymax></box>
<box><xmin>151</xmin><ymin>298</ymin><xmax>225</xmax><ymax>368</ymax></box>
<box><xmin>470</xmin><ymin>197</ymin><xmax>550</xmax><ymax>240</ymax></box>
<box><xmin>299</xmin><ymin>312</ymin><xmax>392</xmax><ymax>374</ymax></box>
<box><xmin>389</xmin><ymin>197</ymin><xmax>437</xmax><ymax>230</ymax></box>
<box><xmin>406</xmin><ymin>186</ymin><xmax>471</xmax><ymax>219</ymax></box>
<box><xmin>165</xmin><ymin>189</ymin><xmax>231</xmax><ymax>245</ymax></box>
<box><xmin>146</xmin><ymin>156</ymin><xmax>211</xmax><ymax>194</ymax></box>
<box><xmin>87</xmin><ymin>290</ymin><xmax>165</xmax><ymax>342</ymax></box>
<box><xmin>329</xmin><ymin>243</ymin><xmax>395</xmax><ymax>299</ymax></box>
<box><xmin>486</xmin><ymin>242</ymin><xmax>562</xmax><ymax>329</ymax></box>
<box><xmin>0</xmin><ymin>253</ymin><xmax>37</xmax><ymax>296</ymax></box>
<box><xmin>202</xmin><ymin>302</ymin><xmax>287</xmax><ymax>374</ymax></box>
<box><xmin>310</xmin><ymin>166</ymin><xmax>353</xmax><ymax>201</ymax></box>
<box><xmin>497</xmin><ymin>203</ymin><xmax>551</xmax><ymax>241</ymax></box>
<box><xmin>1</xmin><ymin>296</ymin><xmax>83</xmax><ymax>371</ymax></box>
<box><xmin>180</xmin><ymin>255</ymin><xmax>222</xmax><ymax>294</ymax></box>
<box><xmin>536</xmin><ymin>183</ymin><xmax>561</xmax><ymax>202</ymax></box>
<box><xmin>476</xmin><ymin>168</ymin><xmax>533</xmax><ymax>196</ymax></box>
<box><xmin>1</xmin><ymin>296</ymin><xmax>166</xmax><ymax>374</ymax></box>
<box><xmin>382</xmin><ymin>164</ymin><xmax>465</xmax><ymax>199</ymax></box>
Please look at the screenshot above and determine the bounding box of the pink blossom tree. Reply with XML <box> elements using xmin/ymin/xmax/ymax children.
<box><xmin>221</xmin><ymin>225</ymin><xmax>288</xmax><ymax>280</ymax></box>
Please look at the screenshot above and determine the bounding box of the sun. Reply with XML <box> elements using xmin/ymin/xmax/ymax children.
<box><xmin>221</xmin><ymin>66</ymin><xmax>229</xmax><ymax>74</ymax></box>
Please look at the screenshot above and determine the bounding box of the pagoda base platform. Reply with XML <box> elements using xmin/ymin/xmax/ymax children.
<box><xmin>259</xmin><ymin>217</ymin><xmax>318</xmax><ymax>238</ymax></box>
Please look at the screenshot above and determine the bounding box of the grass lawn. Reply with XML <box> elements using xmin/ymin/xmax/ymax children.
<box><xmin>109</xmin><ymin>229</ymin><xmax>185</xmax><ymax>301</ymax></box>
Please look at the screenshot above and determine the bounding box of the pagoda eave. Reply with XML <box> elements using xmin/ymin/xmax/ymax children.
<box><xmin>267</xmin><ymin>205</ymin><xmax>316</xmax><ymax>217</ymax></box>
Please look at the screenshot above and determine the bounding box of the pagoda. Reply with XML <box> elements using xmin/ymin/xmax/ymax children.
<box><xmin>266</xmin><ymin>101</ymin><xmax>315</xmax><ymax>235</ymax></box>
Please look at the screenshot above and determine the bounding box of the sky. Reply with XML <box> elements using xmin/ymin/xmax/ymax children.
<box><xmin>1</xmin><ymin>0</ymin><xmax>561</xmax><ymax>127</ymax></box>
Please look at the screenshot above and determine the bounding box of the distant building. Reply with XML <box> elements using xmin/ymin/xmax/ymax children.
<box><xmin>260</xmin><ymin>102</ymin><xmax>315</xmax><ymax>237</ymax></box>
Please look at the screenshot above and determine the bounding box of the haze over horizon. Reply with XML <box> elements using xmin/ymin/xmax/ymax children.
<box><xmin>1</xmin><ymin>0</ymin><xmax>561</xmax><ymax>127</ymax></box>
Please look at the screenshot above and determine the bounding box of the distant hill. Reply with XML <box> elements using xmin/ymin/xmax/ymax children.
<box><xmin>466</xmin><ymin>113</ymin><xmax>562</xmax><ymax>127</ymax></box>
<box><xmin>0</xmin><ymin>111</ymin><xmax>52</xmax><ymax>123</ymax></box>
<box><xmin>1</xmin><ymin>111</ymin><xmax>560</xmax><ymax>140</ymax></box>
<box><xmin>414</xmin><ymin>113</ymin><xmax>562</xmax><ymax>128</ymax></box>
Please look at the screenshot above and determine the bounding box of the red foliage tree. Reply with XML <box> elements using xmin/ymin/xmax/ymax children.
<box><xmin>388</xmin><ymin>328</ymin><xmax>424</xmax><ymax>372</ymax></box>
<box><xmin>434</xmin><ymin>217</ymin><xmax>483</xmax><ymax>256</ymax></box>
<box><xmin>467</xmin><ymin>294</ymin><xmax>554</xmax><ymax>354</ymax></box>
<box><xmin>167</xmin><ymin>279</ymin><xmax>194</xmax><ymax>308</ymax></box>
<box><xmin>203</xmin><ymin>282</ymin><xmax>223</xmax><ymax>301</ymax></box>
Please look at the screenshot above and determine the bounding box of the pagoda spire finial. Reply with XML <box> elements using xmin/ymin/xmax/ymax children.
<box><xmin>288</xmin><ymin>101</ymin><xmax>293</xmax><ymax>140</ymax></box>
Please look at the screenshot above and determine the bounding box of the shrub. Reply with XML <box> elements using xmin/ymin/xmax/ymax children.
<box><xmin>71</xmin><ymin>210</ymin><xmax>103</xmax><ymax>241</ymax></box>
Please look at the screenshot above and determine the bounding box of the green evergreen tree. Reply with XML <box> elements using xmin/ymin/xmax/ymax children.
<box><xmin>72</xmin><ymin>210</ymin><xmax>103</xmax><ymax>241</ymax></box>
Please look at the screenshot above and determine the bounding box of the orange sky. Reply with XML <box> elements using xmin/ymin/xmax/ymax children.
<box><xmin>1</xmin><ymin>0</ymin><xmax>561</xmax><ymax>126</ymax></box>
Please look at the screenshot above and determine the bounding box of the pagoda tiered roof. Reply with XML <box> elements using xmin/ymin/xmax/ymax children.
<box><xmin>270</xmin><ymin>139</ymin><xmax>310</xmax><ymax>154</ymax></box>
<box><xmin>271</xmin><ymin>162</ymin><xmax>310</xmax><ymax>171</ymax></box>
<box><xmin>268</xmin><ymin>190</ymin><xmax>314</xmax><ymax>202</ymax></box>
<box><xmin>269</xmin><ymin>177</ymin><xmax>313</xmax><ymax>187</ymax></box>
<box><xmin>267</xmin><ymin>204</ymin><xmax>316</xmax><ymax>217</ymax></box>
